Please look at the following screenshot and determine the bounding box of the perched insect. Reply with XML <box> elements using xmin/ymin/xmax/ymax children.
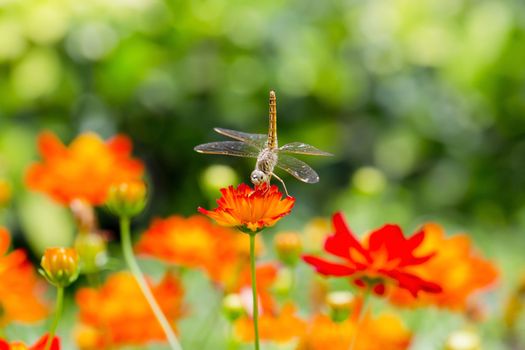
<box><xmin>194</xmin><ymin>91</ymin><xmax>332</xmax><ymax>195</ymax></box>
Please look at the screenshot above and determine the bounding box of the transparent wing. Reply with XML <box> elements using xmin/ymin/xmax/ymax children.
<box><xmin>194</xmin><ymin>141</ymin><xmax>259</xmax><ymax>158</ymax></box>
<box><xmin>279</xmin><ymin>142</ymin><xmax>333</xmax><ymax>156</ymax></box>
<box><xmin>276</xmin><ymin>154</ymin><xmax>320</xmax><ymax>184</ymax></box>
<box><xmin>214</xmin><ymin>128</ymin><xmax>267</xmax><ymax>148</ymax></box>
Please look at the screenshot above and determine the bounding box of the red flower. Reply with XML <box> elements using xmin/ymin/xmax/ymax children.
<box><xmin>198</xmin><ymin>183</ymin><xmax>295</xmax><ymax>233</ymax></box>
<box><xmin>303</xmin><ymin>212</ymin><xmax>442</xmax><ymax>297</ymax></box>
<box><xmin>0</xmin><ymin>334</ymin><xmax>59</xmax><ymax>350</ymax></box>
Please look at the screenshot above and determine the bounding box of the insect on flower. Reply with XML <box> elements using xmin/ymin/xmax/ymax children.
<box><xmin>194</xmin><ymin>91</ymin><xmax>332</xmax><ymax>195</ymax></box>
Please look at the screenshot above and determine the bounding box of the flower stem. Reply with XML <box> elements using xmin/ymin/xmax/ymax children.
<box><xmin>119</xmin><ymin>216</ymin><xmax>183</xmax><ymax>350</ymax></box>
<box><xmin>44</xmin><ymin>286</ymin><xmax>64</xmax><ymax>350</ymax></box>
<box><xmin>226</xmin><ymin>322</ymin><xmax>240</xmax><ymax>350</ymax></box>
<box><xmin>249</xmin><ymin>233</ymin><xmax>260</xmax><ymax>350</ymax></box>
<box><xmin>349</xmin><ymin>288</ymin><xmax>371</xmax><ymax>350</ymax></box>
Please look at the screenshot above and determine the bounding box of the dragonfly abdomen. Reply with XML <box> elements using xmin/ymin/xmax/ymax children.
<box><xmin>268</xmin><ymin>91</ymin><xmax>278</xmax><ymax>149</ymax></box>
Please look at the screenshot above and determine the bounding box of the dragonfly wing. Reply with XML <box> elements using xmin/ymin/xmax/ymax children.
<box><xmin>276</xmin><ymin>154</ymin><xmax>320</xmax><ymax>184</ymax></box>
<box><xmin>279</xmin><ymin>142</ymin><xmax>333</xmax><ymax>156</ymax></box>
<box><xmin>194</xmin><ymin>141</ymin><xmax>259</xmax><ymax>158</ymax></box>
<box><xmin>214</xmin><ymin>128</ymin><xmax>267</xmax><ymax>148</ymax></box>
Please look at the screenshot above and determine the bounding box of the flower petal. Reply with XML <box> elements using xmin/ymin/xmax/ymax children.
<box><xmin>38</xmin><ymin>131</ymin><xmax>66</xmax><ymax>160</ymax></box>
<box><xmin>325</xmin><ymin>212</ymin><xmax>368</xmax><ymax>262</ymax></box>
<box><xmin>303</xmin><ymin>255</ymin><xmax>355</xmax><ymax>277</ymax></box>
<box><xmin>30</xmin><ymin>334</ymin><xmax>60</xmax><ymax>350</ymax></box>
<box><xmin>385</xmin><ymin>270</ymin><xmax>442</xmax><ymax>297</ymax></box>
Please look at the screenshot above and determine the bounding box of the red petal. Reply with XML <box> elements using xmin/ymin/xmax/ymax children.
<box><xmin>368</xmin><ymin>224</ymin><xmax>404</xmax><ymax>254</ymax></box>
<box><xmin>353</xmin><ymin>278</ymin><xmax>366</xmax><ymax>288</ymax></box>
<box><xmin>303</xmin><ymin>255</ymin><xmax>355</xmax><ymax>277</ymax></box>
<box><xmin>0</xmin><ymin>340</ymin><xmax>9</xmax><ymax>350</ymax></box>
<box><xmin>197</xmin><ymin>207</ymin><xmax>210</xmax><ymax>215</ymax></box>
<box><xmin>326</xmin><ymin>212</ymin><xmax>369</xmax><ymax>261</ymax></box>
<box><xmin>399</xmin><ymin>229</ymin><xmax>436</xmax><ymax>267</ymax></box>
<box><xmin>400</xmin><ymin>252</ymin><xmax>435</xmax><ymax>267</ymax></box>
<box><xmin>107</xmin><ymin>134</ymin><xmax>132</xmax><ymax>156</ymax></box>
<box><xmin>369</xmin><ymin>224</ymin><xmax>434</xmax><ymax>267</ymax></box>
<box><xmin>30</xmin><ymin>334</ymin><xmax>60</xmax><ymax>350</ymax></box>
<box><xmin>373</xmin><ymin>283</ymin><xmax>386</xmax><ymax>295</ymax></box>
<box><xmin>406</xmin><ymin>228</ymin><xmax>425</xmax><ymax>250</ymax></box>
<box><xmin>385</xmin><ymin>270</ymin><xmax>442</xmax><ymax>297</ymax></box>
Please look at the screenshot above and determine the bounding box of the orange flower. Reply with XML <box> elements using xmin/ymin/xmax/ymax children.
<box><xmin>389</xmin><ymin>223</ymin><xmax>499</xmax><ymax>310</ymax></box>
<box><xmin>75</xmin><ymin>271</ymin><xmax>184</xmax><ymax>349</ymax></box>
<box><xmin>135</xmin><ymin>215</ymin><xmax>264</xmax><ymax>286</ymax></box>
<box><xmin>0</xmin><ymin>228</ymin><xmax>49</xmax><ymax>326</ymax></box>
<box><xmin>234</xmin><ymin>303</ymin><xmax>306</xmax><ymax>343</ymax></box>
<box><xmin>0</xmin><ymin>334</ymin><xmax>59</xmax><ymax>350</ymax></box>
<box><xmin>136</xmin><ymin>215</ymin><xmax>238</xmax><ymax>271</ymax></box>
<box><xmin>26</xmin><ymin>131</ymin><xmax>143</xmax><ymax>205</ymax></box>
<box><xmin>198</xmin><ymin>183</ymin><xmax>295</xmax><ymax>233</ymax></box>
<box><xmin>297</xmin><ymin>312</ymin><xmax>412</xmax><ymax>350</ymax></box>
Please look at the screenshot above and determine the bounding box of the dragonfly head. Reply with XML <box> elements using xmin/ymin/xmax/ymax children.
<box><xmin>250</xmin><ymin>170</ymin><xmax>269</xmax><ymax>186</ymax></box>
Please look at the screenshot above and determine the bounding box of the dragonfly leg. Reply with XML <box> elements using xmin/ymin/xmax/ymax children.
<box><xmin>271</xmin><ymin>172</ymin><xmax>290</xmax><ymax>197</ymax></box>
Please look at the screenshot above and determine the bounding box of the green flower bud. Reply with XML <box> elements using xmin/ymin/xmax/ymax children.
<box><xmin>105</xmin><ymin>181</ymin><xmax>147</xmax><ymax>218</ymax></box>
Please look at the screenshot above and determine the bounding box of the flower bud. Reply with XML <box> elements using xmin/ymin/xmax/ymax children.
<box><xmin>40</xmin><ymin>247</ymin><xmax>80</xmax><ymax>287</ymax></box>
<box><xmin>222</xmin><ymin>293</ymin><xmax>245</xmax><ymax>322</ymax></box>
<box><xmin>105</xmin><ymin>180</ymin><xmax>147</xmax><ymax>218</ymax></box>
<box><xmin>273</xmin><ymin>268</ymin><xmax>294</xmax><ymax>296</ymax></box>
<box><xmin>326</xmin><ymin>291</ymin><xmax>354</xmax><ymax>322</ymax></box>
<box><xmin>445</xmin><ymin>328</ymin><xmax>481</xmax><ymax>350</ymax></box>
<box><xmin>74</xmin><ymin>231</ymin><xmax>108</xmax><ymax>274</ymax></box>
<box><xmin>274</xmin><ymin>231</ymin><xmax>302</xmax><ymax>266</ymax></box>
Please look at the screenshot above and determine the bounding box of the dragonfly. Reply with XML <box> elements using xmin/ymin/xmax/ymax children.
<box><xmin>194</xmin><ymin>90</ymin><xmax>332</xmax><ymax>196</ymax></box>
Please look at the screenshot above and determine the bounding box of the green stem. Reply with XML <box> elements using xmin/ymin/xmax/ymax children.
<box><xmin>226</xmin><ymin>322</ymin><xmax>240</xmax><ymax>350</ymax></box>
<box><xmin>349</xmin><ymin>288</ymin><xmax>371</xmax><ymax>350</ymax></box>
<box><xmin>120</xmin><ymin>217</ymin><xmax>183</xmax><ymax>350</ymax></box>
<box><xmin>44</xmin><ymin>287</ymin><xmax>64</xmax><ymax>350</ymax></box>
<box><xmin>249</xmin><ymin>233</ymin><xmax>260</xmax><ymax>350</ymax></box>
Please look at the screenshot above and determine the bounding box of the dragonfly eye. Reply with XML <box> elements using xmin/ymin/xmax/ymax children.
<box><xmin>250</xmin><ymin>170</ymin><xmax>266</xmax><ymax>185</ymax></box>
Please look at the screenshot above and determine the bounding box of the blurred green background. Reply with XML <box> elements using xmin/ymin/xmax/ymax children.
<box><xmin>1</xmin><ymin>0</ymin><xmax>525</xmax><ymax>348</ymax></box>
